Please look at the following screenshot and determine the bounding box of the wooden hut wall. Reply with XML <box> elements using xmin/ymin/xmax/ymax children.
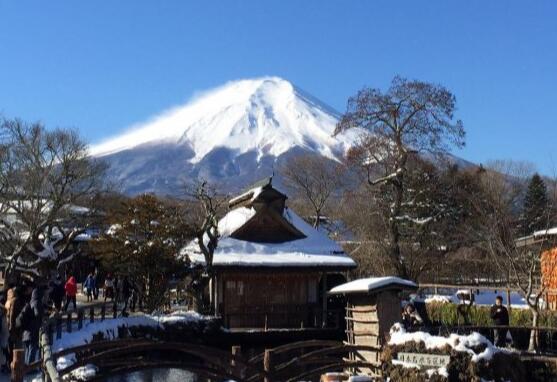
<box><xmin>220</xmin><ymin>271</ymin><xmax>321</xmax><ymax>328</ymax></box>
<box><xmin>377</xmin><ymin>290</ymin><xmax>402</xmax><ymax>343</ymax></box>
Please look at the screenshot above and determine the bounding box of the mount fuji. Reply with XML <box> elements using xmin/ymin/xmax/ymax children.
<box><xmin>91</xmin><ymin>77</ymin><xmax>362</xmax><ymax>195</ymax></box>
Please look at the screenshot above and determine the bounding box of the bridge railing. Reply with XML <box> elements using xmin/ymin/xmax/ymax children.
<box><xmin>246</xmin><ymin>340</ymin><xmax>382</xmax><ymax>382</ymax></box>
<box><xmin>12</xmin><ymin>301</ymin><xmax>124</xmax><ymax>382</ymax></box>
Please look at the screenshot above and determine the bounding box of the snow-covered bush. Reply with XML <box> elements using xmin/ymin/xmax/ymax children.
<box><xmin>381</xmin><ymin>324</ymin><xmax>526</xmax><ymax>381</ymax></box>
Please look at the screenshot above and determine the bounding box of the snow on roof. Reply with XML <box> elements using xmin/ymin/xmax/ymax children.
<box><xmin>329</xmin><ymin>276</ymin><xmax>417</xmax><ymax>294</ymax></box>
<box><xmin>182</xmin><ymin>207</ymin><xmax>356</xmax><ymax>268</ymax></box>
<box><xmin>228</xmin><ymin>186</ymin><xmax>264</xmax><ymax>207</ymax></box>
<box><xmin>516</xmin><ymin>226</ymin><xmax>557</xmax><ymax>243</ymax></box>
<box><xmin>533</xmin><ymin>227</ymin><xmax>557</xmax><ymax>237</ymax></box>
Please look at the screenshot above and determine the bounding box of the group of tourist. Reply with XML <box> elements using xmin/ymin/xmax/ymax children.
<box><xmin>102</xmin><ymin>274</ymin><xmax>138</xmax><ymax>314</ymax></box>
<box><xmin>0</xmin><ymin>272</ymin><xmax>142</xmax><ymax>371</ymax></box>
<box><xmin>0</xmin><ymin>283</ymin><xmax>45</xmax><ymax>369</ymax></box>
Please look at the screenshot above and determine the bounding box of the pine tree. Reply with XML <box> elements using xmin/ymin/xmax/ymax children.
<box><xmin>522</xmin><ymin>173</ymin><xmax>549</xmax><ymax>234</ymax></box>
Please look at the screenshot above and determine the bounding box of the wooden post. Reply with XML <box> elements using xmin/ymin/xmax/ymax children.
<box><xmin>56</xmin><ymin>315</ymin><xmax>62</xmax><ymax>340</ymax></box>
<box><xmin>66</xmin><ymin>312</ymin><xmax>72</xmax><ymax>333</ymax></box>
<box><xmin>231</xmin><ymin>345</ymin><xmax>244</xmax><ymax>378</ymax></box>
<box><xmin>506</xmin><ymin>288</ymin><xmax>511</xmax><ymax>312</ymax></box>
<box><xmin>77</xmin><ymin>309</ymin><xmax>84</xmax><ymax>330</ymax></box>
<box><xmin>264</xmin><ymin>315</ymin><xmax>268</xmax><ymax>331</ymax></box>
<box><xmin>90</xmin><ymin>306</ymin><xmax>94</xmax><ymax>323</ymax></box>
<box><xmin>213</xmin><ymin>276</ymin><xmax>219</xmax><ymax>315</ymax></box>
<box><xmin>263</xmin><ymin>349</ymin><xmax>273</xmax><ymax>382</ymax></box>
<box><xmin>47</xmin><ymin>322</ymin><xmax>54</xmax><ymax>345</ymax></box>
<box><xmin>321</xmin><ymin>273</ymin><xmax>328</xmax><ymax>328</ymax></box>
<box><xmin>11</xmin><ymin>348</ymin><xmax>25</xmax><ymax>382</ymax></box>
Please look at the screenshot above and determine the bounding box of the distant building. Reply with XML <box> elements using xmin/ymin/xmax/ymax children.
<box><xmin>516</xmin><ymin>227</ymin><xmax>557</xmax><ymax>310</ymax></box>
<box><xmin>183</xmin><ymin>177</ymin><xmax>357</xmax><ymax>329</ymax></box>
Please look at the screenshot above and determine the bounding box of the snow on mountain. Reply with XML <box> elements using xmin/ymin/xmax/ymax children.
<box><xmin>91</xmin><ymin>76</ymin><xmax>472</xmax><ymax>195</ymax></box>
<box><xmin>92</xmin><ymin>77</ymin><xmax>357</xmax><ymax>163</ymax></box>
<box><xmin>90</xmin><ymin>77</ymin><xmax>361</xmax><ymax>194</ymax></box>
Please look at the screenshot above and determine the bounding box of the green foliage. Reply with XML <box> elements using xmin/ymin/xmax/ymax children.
<box><xmin>425</xmin><ymin>302</ymin><xmax>557</xmax><ymax>327</ymax></box>
<box><xmin>93</xmin><ymin>194</ymin><xmax>195</xmax><ymax>311</ymax></box>
<box><xmin>521</xmin><ymin>173</ymin><xmax>550</xmax><ymax>235</ymax></box>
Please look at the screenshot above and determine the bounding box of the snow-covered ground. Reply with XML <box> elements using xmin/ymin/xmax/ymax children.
<box><xmin>413</xmin><ymin>288</ymin><xmax>533</xmax><ymax>309</ymax></box>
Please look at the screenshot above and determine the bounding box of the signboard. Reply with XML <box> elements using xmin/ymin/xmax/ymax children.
<box><xmin>397</xmin><ymin>352</ymin><xmax>450</xmax><ymax>368</ymax></box>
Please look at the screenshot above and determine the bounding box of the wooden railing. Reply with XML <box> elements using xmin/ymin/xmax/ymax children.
<box><xmin>246</xmin><ymin>340</ymin><xmax>382</xmax><ymax>382</ymax></box>
<box><xmin>12</xmin><ymin>301</ymin><xmax>125</xmax><ymax>382</ymax></box>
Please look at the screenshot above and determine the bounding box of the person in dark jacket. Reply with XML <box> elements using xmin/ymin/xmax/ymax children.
<box><xmin>16</xmin><ymin>288</ymin><xmax>44</xmax><ymax>364</ymax></box>
<box><xmin>121</xmin><ymin>276</ymin><xmax>132</xmax><ymax>315</ymax></box>
<box><xmin>5</xmin><ymin>286</ymin><xmax>24</xmax><ymax>369</ymax></box>
<box><xmin>49</xmin><ymin>276</ymin><xmax>65</xmax><ymax>312</ymax></box>
<box><xmin>92</xmin><ymin>271</ymin><xmax>99</xmax><ymax>300</ymax></box>
<box><xmin>402</xmin><ymin>303</ymin><xmax>424</xmax><ymax>331</ymax></box>
<box><xmin>490</xmin><ymin>295</ymin><xmax>509</xmax><ymax>347</ymax></box>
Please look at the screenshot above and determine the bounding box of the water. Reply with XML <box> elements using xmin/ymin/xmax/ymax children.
<box><xmin>106</xmin><ymin>368</ymin><xmax>197</xmax><ymax>382</ymax></box>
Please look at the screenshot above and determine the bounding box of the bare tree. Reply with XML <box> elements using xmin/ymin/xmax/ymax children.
<box><xmin>183</xmin><ymin>180</ymin><xmax>226</xmax><ymax>312</ymax></box>
<box><xmin>281</xmin><ymin>154</ymin><xmax>344</xmax><ymax>228</ymax></box>
<box><xmin>470</xmin><ymin>160</ymin><xmax>557</xmax><ymax>351</ymax></box>
<box><xmin>335</xmin><ymin>76</ymin><xmax>465</xmax><ymax>278</ymax></box>
<box><xmin>0</xmin><ymin>118</ymin><xmax>106</xmax><ymax>283</ymax></box>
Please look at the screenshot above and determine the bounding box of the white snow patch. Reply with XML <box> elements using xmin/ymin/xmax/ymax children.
<box><xmin>62</xmin><ymin>364</ymin><xmax>98</xmax><ymax>381</ymax></box>
<box><xmin>388</xmin><ymin>323</ymin><xmax>507</xmax><ymax>363</ymax></box>
<box><xmin>90</xmin><ymin>77</ymin><xmax>362</xmax><ymax>163</ymax></box>
<box><xmin>330</xmin><ymin>277</ymin><xmax>417</xmax><ymax>294</ymax></box>
<box><xmin>53</xmin><ymin>311</ymin><xmax>207</xmax><ymax>371</ymax></box>
<box><xmin>415</xmin><ymin>289</ymin><xmax>530</xmax><ymax>308</ymax></box>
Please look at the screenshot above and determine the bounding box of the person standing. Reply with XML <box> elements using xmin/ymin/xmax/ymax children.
<box><xmin>121</xmin><ymin>276</ymin><xmax>132</xmax><ymax>315</ymax></box>
<box><xmin>16</xmin><ymin>288</ymin><xmax>44</xmax><ymax>364</ymax></box>
<box><xmin>0</xmin><ymin>303</ymin><xmax>9</xmax><ymax>372</ymax></box>
<box><xmin>5</xmin><ymin>286</ymin><xmax>24</xmax><ymax>366</ymax></box>
<box><xmin>83</xmin><ymin>273</ymin><xmax>95</xmax><ymax>303</ymax></box>
<box><xmin>104</xmin><ymin>274</ymin><xmax>115</xmax><ymax>302</ymax></box>
<box><xmin>402</xmin><ymin>303</ymin><xmax>424</xmax><ymax>331</ymax></box>
<box><xmin>64</xmin><ymin>276</ymin><xmax>78</xmax><ymax>311</ymax></box>
<box><xmin>490</xmin><ymin>295</ymin><xmax>509</xmax><ymax>347</ymax></box>
<box><xmin>92</xmin><ymin>271</ymin><xmax>99</xmax><ymax>300</ymax></box>
<box><xmin>49</xmin><ymin>276</ymin><xmax>65</xmax><ymax>312</ymax></box>
<box><xmin>114</xmin><ymin>275</ymin><xmax>121</xmax><ymax>304</ymax></box>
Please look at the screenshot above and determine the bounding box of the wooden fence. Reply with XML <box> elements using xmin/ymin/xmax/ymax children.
<box><xmin>12</xmin><ymin>301</ymin><xmax>123</xmax><ymax>382</ymax></box>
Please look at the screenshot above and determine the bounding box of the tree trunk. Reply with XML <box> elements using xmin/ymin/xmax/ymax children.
<box><xmin>529</xmin><ymin>308</ymin><xmax>539</xmax><ymax>352</ymax></box>
<box><xmin>389</xmin><ymin>177</ymin><xmax>407</xmax><ymax>278</ymax></box>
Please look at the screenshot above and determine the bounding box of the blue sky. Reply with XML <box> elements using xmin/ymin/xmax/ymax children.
<box><xmin>1</xmin><ymin>1</ymin><xmax>556</xmax><ymax>174</ymax></box>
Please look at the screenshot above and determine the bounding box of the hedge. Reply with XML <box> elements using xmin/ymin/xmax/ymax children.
<box><xmin>424</xmin><ymin>302</ymin><xmax>557</xmax><ymax>327</ymax></box>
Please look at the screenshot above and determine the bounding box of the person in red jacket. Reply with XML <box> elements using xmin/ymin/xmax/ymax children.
<box><xmin>64</xmin><ymin>276</ymin><xmax>77</xmax><ymax>312</ymax></box>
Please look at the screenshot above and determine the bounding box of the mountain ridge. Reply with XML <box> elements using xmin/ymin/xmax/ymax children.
<box><xmin>92</xmin><ymin>77</ymin><xmax>471</xmax><ymax>195</ymax></box>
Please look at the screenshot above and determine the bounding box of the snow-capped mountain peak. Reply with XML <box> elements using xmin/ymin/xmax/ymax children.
<box><xmin>91</xmin><ymin>77</ymin><xmax>355</xmax><ymax>164</ymax></box>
